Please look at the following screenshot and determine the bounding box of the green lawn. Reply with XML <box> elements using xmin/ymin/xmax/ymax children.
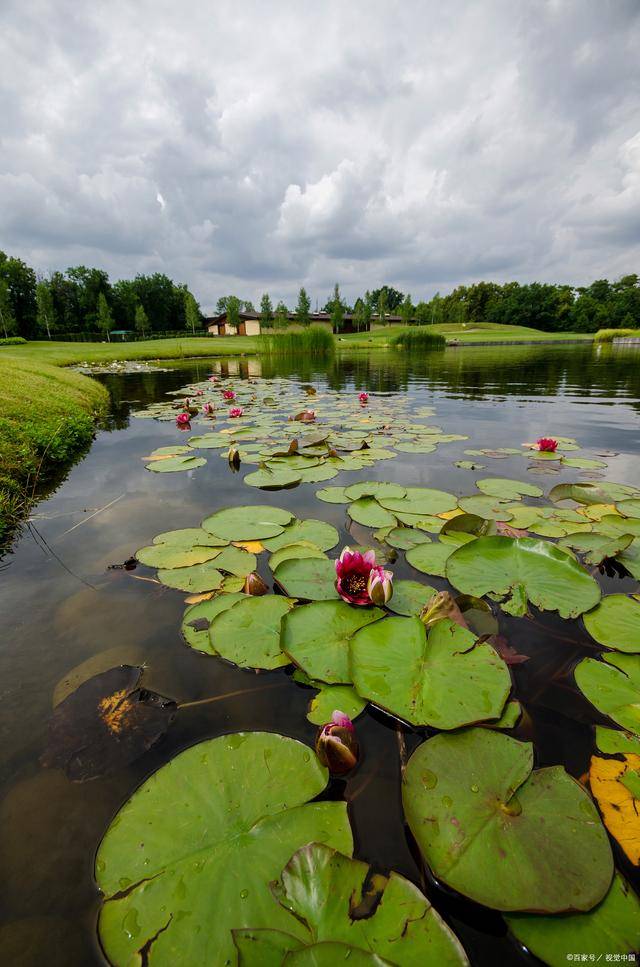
<box><xmin>1</xmin><ymin>335</ymin><xmax>260</xmax><ymax>367</ymax></box>
<box><xmin>338</xmin><ymin>323</ymin><xmax>593</xmax><ymax>347</ymax></box>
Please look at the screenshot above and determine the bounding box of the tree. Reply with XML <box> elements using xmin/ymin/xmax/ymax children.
<box><xmin>134</xmin><ymin>302</ymin><xmax>149</xmax><ymax>337</ymax></box>
<box><xmin>414</xmin><ymin>301</ymin><xmax>431</xmax><ymax>326</ymax></box>
<box><xmin>67</xmin><ymin>266</ymin><xmax>110</xmax><ymax>330</ymax></box>
<box><xmin>399</xmin><ymin>293</ymin><xmax>414</xmax><ymax>327</ymax></box>
<box><xmin>370</xmin><ymin>285</ymin><xmax>404</xmax><ymax>312</ymax></box>
<box><xmin>260</xmin><ymin>293</ymin><xmax>274</xmax><ymax>329</ymax></box>
<box><xmin>0</xmin><ymin>251</ymin><xmax>37</xmax><ymax>337</ymax></box>
<box><xmin>242</xmin><ymin>300</ymin><xmax>255</xmax><ymax>313</ymax></box>
<box><xmin>329</xmin><ymin>284</ymin><xmax>344</xmax><ymax>333</ymax></box>
<box><xmin>352</xmin><ymin>300</ymin><xmax>366</xmax><ymax>333</ymax></box>
<box><xmin>97</xmin><ymin>292</ymin><xmax>113</xmax><ymax>341</ymax></box>
<box><xmin>363</xmin><ymin>291</ymin><xmax>374</xmax><ymax>330</ymax></box>
<box><xmin>0</xmin><ymin>278</ymin><xmax>17</xmax><ymax>338</ymax></box>
<box><xmin>184</xmin><ymin>291</ymin><xmax>201</xmax><ymax>334</ymax></box>
<box><xmin>274</xmin><ymin>301</ymin><xmax>289</xmax><ymax>329</ymax></box>
<box><xmin>377</xmin><ymin>288</ymin><xmax>388</xmax><ymax>324</ymax></box>
<box><xmin>295</xmin><ymin>287</ymin><xmax>311</xmax><ymax>326</ymax></box>
<box><xmin>226</xmin><ymin>295</ymin><xmax>241</xmax><ymax>330</ymax></box>
<box><xmin>36</xmin><ymin>280</ymin><xmax>56</xmax><ymax>339</ymax></box>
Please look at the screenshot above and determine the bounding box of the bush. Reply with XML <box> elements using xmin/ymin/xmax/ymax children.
<box><xmin>593</xmin><ymin>328</ymin><xmax>640</xmax><ymax>343</ymax></box>
<box><xmin>262</xmin><ymin>325</ymin><xmax>335</xmax><ymax>358</ymax></box>
<box><xmin>0</xmin><ymin>336</ymin><xmax>27</xmax><ymax>346</ymax></box>
<box><xmin>390</xmin><ymin>328</ymin><xmax>446</xmax><ymax>351</ymax></box>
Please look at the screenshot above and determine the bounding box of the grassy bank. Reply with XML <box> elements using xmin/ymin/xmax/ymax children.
<box><xmin>1</xmin><ymin>336</ymin><xmax>260</xmax><ymax>367</ymax></box>
<box><xmin>339</xmin><ymin>323</ymin><xmax>594</xmax><ymax>348</ymax></box>
<box><xmin>0</xmin><ymin>356</ymin><xmax>109</xmax><ymax>537</ymax></box>
<box><xmin>593</xmin><ymin>328</ymin><xmax>640</xmax><ymax>343</ymax></box>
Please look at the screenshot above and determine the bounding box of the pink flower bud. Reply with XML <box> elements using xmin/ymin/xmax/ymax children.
<box><xmin>315</xmin><ymin>711</ymin><xmax>359</xmax><ymax>775</ymax></box>
<box><xmin>367</xmin><ymin>566</ymin><xmax>393</xmax><ymax>606</ymax></box>
<box><xmin>243</xmin><ymin>572</ymin><xmax>269</xmax><ymax>595</ymax></box>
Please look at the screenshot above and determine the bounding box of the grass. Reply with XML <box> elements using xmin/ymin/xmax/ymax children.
<box><xmin>390</xmin><ymin>329</ymin><xmax>446</xmax><ymax>351</ymax></box>
<box><xmin>0</xmin><ymin>335</ymin><xmax>261</xmax><ymax>367</ymax></box>
<box><xmin>594</xmin><ymin>328</ymin><xmax>640</xmax><ymax>343</ymax></box>
<box><xmin>338</xmin><ymin>323</ymin><xmax>595</xmax><ymax>348</ymax></box>
<box><xmin>0</xmin><ymin>356</ymin><xmax>109</xmax><ymax>538</ymax></box>
<box><xmin>263</xmin><ymin>325</ymin><xmax>335</xmax><ymax>358</ymax></box>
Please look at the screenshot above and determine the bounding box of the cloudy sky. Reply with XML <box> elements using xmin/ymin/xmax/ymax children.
<box><xmin>1</xmin><ymin>0</ymin><xmax>639</xmax><ymax>310</ymax></box>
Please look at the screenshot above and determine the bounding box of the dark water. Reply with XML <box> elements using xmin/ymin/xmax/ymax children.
<box><xmin>0</xmin><ymin>343</ymin><xmax>639</xmax><ymax>965</ymax></box>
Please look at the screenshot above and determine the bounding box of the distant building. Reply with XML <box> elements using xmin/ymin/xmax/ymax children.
<box><xmin>203</xmin><ymin>310</ymin><xmax>393</xmax><ymax>335</ymax></box>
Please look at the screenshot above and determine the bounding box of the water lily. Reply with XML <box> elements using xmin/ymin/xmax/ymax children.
<box><xmin>175</xmin><ymin>412</ymin><xmax>191</xmax><ymax>429</ymax></box>
<box><xmin>202</xmin><ymin>402</ymin><xmax>215</xmax><ymax>416</ymax></box>
<box><xmin>229</xmin><ymin>406</ymin><xmax>243</xmax><ymax>418</ymax></box>
<box><xmin>335</xmin><ymin>547</ymin><xmax>393</xmax><ymax>606</ymax></box>
<box><xmin>315</xmin><ymin>710</ymin><xmax>359</xmax><ymax>775</ymax></box>
<box><xmin>535</xmin><ymin>437</ymin><xmax>558</xmax><ymax>452</ymax></box>
<box><xmin>222</xmin><ymin>389</ymin><xmax>235</xmax><ymax>401</ymax></box>
<box><xmin>194</xmin><ymin>389</ymin><xmax>204</xmax><ymax>396</ymax></box>
<box><xmin>243</xmin><ymin>572</ymin><xmax>269</xmax><ymax>595</ymax></box>
<box><xmin>208</xmin><ymin>375</ymin><xmax>219</xmax><ymax>382</ymax></box>
<box><xmin>359</xmin><ymin>392</ymin><xmax>369</xmax><ymax>404</ymax></box>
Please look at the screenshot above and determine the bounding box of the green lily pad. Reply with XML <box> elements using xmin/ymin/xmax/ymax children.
<box><xmin>595</xmin><ymin>726</ymin><xmax>640</xmax><ymax>754</ymax></box>
<box><xmin>274</xmin><ymin>558</ymin><xmax>340</xmax><ymax>601</ymax></box>
<box><xmin>234</xmin><ymin>844</ymin><xmax>468</xmax><ymax>966</ymax></box>
<box><xmin>446</xmin><ymin>537</ymin><xmax>601</xmax><ymax>618</ymax></box>
<box><xmin>489</xmin><ymin>700</ymin><xmax>522</xmax><ymax>730</ymax></box>
<box><xmin>282</xmin><ymin>601</ymin><xmax>384</xmax><ymax>684</ymax></box>
<box><xmin>269</xmin><ymin>542</ymin><xmax>327</xmax><ymax>571</ymax></box>
<box><xmin>598</xmin><ymin>515</ymin><xmax>640</xmax><ymax>538</ymax></box>
<box><xmin>152</xmin><ymin>527</ymin><xmax>228</xmax><ymax>548</ymax></box>
<box><xmin>157</xmin><ymin>561</ymin><xmax>224</xmax><ymax>593</ymax></box>
<box><xmin>402</xmin><ymin>728</ymin><xmax>613</xmax><ymax>912</ymax></box>
<box><xmin>382</xmin><ymin>527</ymin><xmax>433</xmax><ymax>550</ymax></box>
<box><xmin>136</xmin><ymin>543</ymin><xmax>222</xmax><ymax>569</ymax></box>
<box><xmin>202</xmin><ymin>506</ymin><xmax>293</xmax><ymax>541</ymax></box>
<box><xmin>347</xmin><ymin>498</ymin><xmax>397</xmax><ymax>529</ymax></box>
<box><xmin>181</xmin><ymin>593</ymin><xmax>246</xmax><ymax>654</ymax></box>
<box><xmin>263</xmin><ymin>520</ymin><xmax>339</xmax><ymax>553</ymax></box>
<box><xmin>561</xmin><ymin>457</ymin><xmax>608</xmax><ymax>470</ymax></box>
<box><xmin>296</xmin><ymin>465</ymin><xmax>339</xmax><ymax>484</ymax></box>
<box><xmin>96</xmin><ymin>733</ymin><xmax>353</xmax><ymax>966</ymax></box>
<box><xmin>209</xmin><ymin>596</ymin><xmax>296</xmax><ymax>669</ymax></box>
<box><xmin>574</xmin><ymin>653</ymin><xmax>640</xmax><ymax>735</ymax></box>
<box><xmin>475</xmin><ymin>478</ymin><xmax>543</xmax><ymax>500</ymax></box>
<box><xmin>315</xmin><ymin>486</ymin><xmax>351</xmax><ymax>504</ymax></box>
<box><xmin>583</xmin><ymin>595</ymin><xmax>640</xmax><ymax>653</ymax></box>
<box><xmin>406</xmin><ymin>542</ymin><xmax>455</xmax><ymax>578</ymax></box>
<box><xmin>616</xmin><ymin>498</ymin><xmax>640</xmax><ymax>519</ymax></box>
<box><xmin>506</xmin><ymin>873</ymin><xmax>640</xmax><ymax>967</ymax></box>
<box><xmin>379</xmin><ymin>487</ymin><xmax>457</xmax><ymax>517</ymax></box>
<box><xmin>145</xmin><ymin>455</ymin><xmax>207</xmax><ymax>473</ymax></box>
<box><xmin>457</xmin><ymin>496</ymin><xmax>514</xmax><ymax>521</ymax></box>
<box><xmin>394</xmin><ymin>441</ymin><xmax>437</xmax><ymax>453</ymax></box>
<box><xmin>244</xmin><ymin>468</ymin><xmax>302</xmax><ymax>490</ymax></box>
<box><xmin>343</xmin><ymin>481</ymin><xmax>406</xmax><ymax>501</ymax></box>
<box><xmin>209</xmin><ymin>544</ymin><xmax>257</xmax><ymax>577</ymax></box>
<box><xmin>306</xmin><ymin>685</ymin><xmax>367</xmax><ymax>725</ymax></box>
<box><xmin>385</xmin><ymin>580</ymin><xmax>437</xmax><ymax>616</ymax></box>
<box><xmin>557</xmin><ymin>532</ymin><xmax>633</xmax><ymax>565</ymax></box>
<box><xmin>350</xmin><ymin>617</ymin><xmax>511</xmax><ymax>728</ymax></box>
<box><xmin>187</xmin><ymin>432</ymin><xmax>234</xmax><ymax>448</ymax></box>
<box><xmin>456</xmin><ymin>460</ymin><xmax>485</xmax><ymax>470</ymax></box>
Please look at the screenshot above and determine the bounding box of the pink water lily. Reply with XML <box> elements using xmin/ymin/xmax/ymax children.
<box><xmin>194</xmin><ymin>389</ymin><xmax>204</xmax><ymax>396</ymax></box>
<box><xmin>335</xmin><ymin>547</ymin><xmax>393</xmax><ymax>606</ymax></box>
<box><xmin>536</xmin><ymin>437</ymin><xmax>558</xmax><ymax>452</ymax></box>
<box><xmin>208</xmin><ymin>375</ymin><xmax>219</xmax><ymax>382</ymax></box>
<box><xmin>315</xmin><ymin>710</ymin><xmax>359</xmax><ymax>775</ymax></box>
<box><xmin>229</xmin><ymin>406</ymin><xmax>243</xmax><ymax>418</ymax></box>
<box><xmin>175</xmin><ymin>412</ymin><xmax>191</xmax><ymax>429</ymax></box>
<box><xmin>202</xmin><ymin>402</ymin><xmax>215</xmax><ymax>416</ymax></box>
<box><xmin>222</xmin><ymin>389</ymin><xmax>235</xmax><ymax>401</ymax></box>
<box><xmin>359</xmin><ymin>392</ymin><xmax>369</xmax><ymax>404</ymax></box>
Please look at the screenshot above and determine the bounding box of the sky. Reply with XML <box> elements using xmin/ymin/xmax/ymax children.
<box><xmin>1</xmin><ymin>0</ymin><xmax>639</xmax><ymax>311</ymax></box>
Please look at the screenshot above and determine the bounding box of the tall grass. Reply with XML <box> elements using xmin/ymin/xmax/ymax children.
<box><xmin>262</xmin><ymin>325</ymin><xmax>335</xmax><ymax>358</ymax></box>
<box><xmin>390</xmin><ymin>328</ymin><xmax>446</xmax><ymax>351</ymax></box>
<box><xmin>594</xmin><ymin>328</ymin><xmax>640</xmax><ymax>343</ymax></box>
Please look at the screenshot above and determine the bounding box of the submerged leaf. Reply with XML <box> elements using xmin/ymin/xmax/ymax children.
<box><xmin>589</xmin><ymin>755</ymin><xmax>640</xmax><ymax>865</ymax></box>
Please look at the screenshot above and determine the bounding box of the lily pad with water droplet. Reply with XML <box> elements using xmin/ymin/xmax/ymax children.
<box><xmin>282</xmin><ymin>600</ymin><xmax>384</xmax><ymax>684</ymax></box>
<box><xmin>583</xmin><ymin>594</ymin><xmax>640</xmax><ymax>653</ymax></box>
<box><xmin>96</xmin><ymin>732</ymin><xmax>353</xmax><ymax>967</ymax></box>
<box><xmin>209</xmin><ymin>596</ymin><xmax>296</xmax><ymax>669</ymax></box>
<box><xmin>350</xmin><ymin>617</ymin><xmax>511</xmax><ymax>728</ymax></box>
<box><xmin>274</xmin><ymin>557</ymin><xmax>340</xmax><ymax>601</ymax></box>
<box><xmin>575</xmin><ymin>653</ymin><xmax>640</xmax><ymax>735</ymax></box>
<box><xmin>446</xmin><ymin>536</ymin><xmax>601</xmax><ymax>618</ymax></box>
<box><xmin>202</xmin><ymin>505</ymin><xmax>294</xmax><ymax>541</ymax></box>
<box><xmin>402</xmin><ymin>727</ymin><xmax>613</xmax><ymax>912</ymax></box>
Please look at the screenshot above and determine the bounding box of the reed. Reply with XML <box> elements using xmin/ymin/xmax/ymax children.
<box><xmin>390</xmin><ymin>328</ymin><xmax>446</xmax><ymax>351</ymax></box>
<box><xmin>262</xmin><ymin>325</ymin><xmax>335</xmax><ymax>358</ymax></box>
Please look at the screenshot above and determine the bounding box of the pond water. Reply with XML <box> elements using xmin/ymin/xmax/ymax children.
<box><xmin>1</xmin><ymin>343</ymin><xmax>639</xmax><ymax>966</ymax></box>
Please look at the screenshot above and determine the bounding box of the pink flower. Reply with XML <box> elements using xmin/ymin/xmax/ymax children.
<box><xmin>208</xmin><ymin>375</ymin><xmax>219</xmax><ymax>382</ymax></box>
<box><xmin>335</xmin><ymin>547</ymin><xmax>393</xmax><ymax>606</ymax></box>
<box><xmin>223</xmin><ymin>389</ymin><xmax>235</xmax><ymax>401</ymax></box>
<box><xmin>202</xmin><ymin>402</ymin><xmax>215</xmax><ymax>416</ymax></box>
<box><xmin>536</xmin><ymin>437</ymin><xmax>558</xmax><ymax>452</ymax></box>
<box><xmin>176</xmin><ymin>412</ymin><xmax>191</xmax><ymax>429</ymax></box>
<box><xmin>229</xmin><ymin>406</ymin><xmax>243</xmax><ymax>418</ymax></box>
<box><xmin>315</xmin><ymin>710</ymin><xmax>359</xmax><ymax>775</ymax></box>
<box><xmin>359</xmin><ymin>392</ymin><xmax>369</xmax><ymax>404</ymax></box>
<box><xmin>194</xmin><ymin>389</ymin><xmax>204</xmax><ymax>396</ymax></box>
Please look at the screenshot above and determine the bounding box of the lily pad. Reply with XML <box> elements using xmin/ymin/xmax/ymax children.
<box><xmin>583</xmin><ymin>595</ymin><xmax>640</xmax><ymax>653</ymax></box>
<box><xmin>557</xmin><ymin>532</ymin><xmax>633</xmax><ymax>565</ymax></box>
<box><xmin>350</xmin><ymin>617</ymin><xmax>511</xmax><ymax>728</ymax></box>
<box><xmin>379</xmin><ymin>487</ymin><xmax>457</xmax><ymax>517</ymax></box>
<box><xmin>202</xmin><ymin>506</ymin><xmax>293</xmax><ymax>541</ymax></box>
<box><xmin>575</xmin><ymin>653</ymin><xmax>640</xmax><ymax>735</ymax></box>
<box><xmin>152</xmin><ymin>527</ymin><xmax>228</xmax><ymax>548</ymax></box>
<box><xmin>382</xmin><ymin>527</ymin><xmax>432</xmax><ymax>550</ymax></box>
<box><xmin>135</xmin><ymin>543</ymin><xmax>222</xmax><ymax>569</ymax></box>
<box><xmin>233</xmin><ymin>843</ymin><xmax>468</xmax><ymax>966</ymax></box>
<box><xmin>245</xmin><ymin>468</ymin><xmax>302</xmax><ymax>490</ymax></box>
<box><xmin>589</xmin><ymin>755</ymin><xmax>640</xmax><ymax>865</ymax></box>
<box><xmin>269</xmin><ymin>542</ymin><xmax>327</xmax><ymax>571</ymax></box>
<box><xmin>145</xmin><ymin>455</ymin><xmax>206</xmax><ymax>473</ymax></box>
<box><xmin>282</xmin><ymin>601</ymin><xmax>384</xmax><ymax>684</ymax></box>
<box><xmin>315</xmin><ymin>486</ymin><xmax>351</xmax><ymax>504</ymax></box>
<box><xmin>209</xmin><ymin>596</ymin><xmax>296</xmax><ymax>669</ymax></box>
<box><xmin>181</xmin><ymin>593</ymin><xmax>246</xmax><ymax>654</ymax></box>
<box><xmin>457</xmin><ymin>496</ymin><xmax>514</xmax><ymax>521</ymax></box>
<box><xmin>406</xmin><ymin>541</ymin><xmax>455</xmax><ymax>578</ymax></box>
<box><xmin>274</xmin><ymin>558</ymin><xmax>340</xmax><ymax>601</ymax></box>
<box><xmin>263</xmin><ymin>520</ymin><xmax>339</xmax><ymax>553</ymax></box>
<box><xmin>157</xmin><ymin>560</ymin><xmax>224</xmax><ymax>593</ymax></box>
<box><xmin>306</xmin><ymin>685</ymin><xmax>367</xmax><ymax>725</ymax></box>
<box><xmin>506</xmin><ymin>874</ymin><xmax>640</xmax><ymax>967</ymax></box>
<box><xmin>385</xmin><ymin>580</ymin><xmax>437</xmax><ymax>616</ymax></box>
<box><xmin>446</xmin><ymin>536</ymin><xmax>601</xmax><ymax>618</ymax></box>
<box><xmin>402</xmin><ymin>728</ymin><xmax>613</xmax><ymax>912</ymax></box>
<box><xmin>210</xmin><ymin>544</ymin><xmax>257</xmax><ymax>577</ymax></box>
<box><xmin>96</xmin><ymin>733</ymin><xmax>353</xmax><ymax>966</ymax></box>
<box><xmin>343</xmin><ymin>481</ymin><xmax>406</xmax><ymax>501</ymax></box>
<box><xmin>475</xmin><ymin>478</ymin><xmax>543</xmax><ymax>500</ymax></box>
<box><xmin>616</xmin><ymin>498</ymin><xmax>640</xmax><ymax>519</ymax></box>
<box><xmin>347</xmin><ymin>498</ymin><xmax>397</xmax><ymax>529</ymax></box>
<box><xmin>41</xmin><ymin>666</ymin><xmax>176</xmax><ymax>781</ymax></box>
<box><xmin>595</xmin><ymin>726</ymin><xmax>640</xmax><ymax>754</ymax></box>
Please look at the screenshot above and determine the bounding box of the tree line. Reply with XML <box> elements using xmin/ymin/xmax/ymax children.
<box><xmin>1</xmin><ymin>247</ymin><xmax>638</xmax><ymax>339</ymax></box>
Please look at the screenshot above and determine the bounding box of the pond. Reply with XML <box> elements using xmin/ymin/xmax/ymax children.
<box><xmin>1</xmin><ymin>343</ymin><xmax>639</xmax><ymax>965</ymax></box>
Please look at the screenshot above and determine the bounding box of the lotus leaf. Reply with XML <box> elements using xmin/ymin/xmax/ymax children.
<box><xmin>402</xmin><ymin>728</ymin><xmax>613</xmax><ymax>912</ymax></box>
<box><xmin>489</xmin><ymin>699</ymin><xmax>522</xmax><ymax>729</ymax></box>
<box><xmin>96</xmin><ymin>733</ymin><xmax>352</xmax><ymax>966</ymax></box>
<box><xmin>274</xmin><ymin>558</ymin><xmax>340</xmax><ymax>601</ymax></box>
<box><xmin>181</xmin><ymin>593</ymin><xmax>246</xmax><ymax>654</ymax></box>
<box><xmin>209</xmin><ymin>596</ymin><xmax>296</xmax><ymax>669</ymax></box>
<box><xmin>406</xmin><ymin>541</ymin><xmax>455</xmax><ymax>577</ymax></box>
<box><xmin>282</xmin><ymin>601</ymin><xmax>384</xmax><ymax>683</ymax></box>
<box><xmin>598</xmin><ymin>514</ymin><xmax>640</xmax><ymax>537</ymax></box>
<box><xmin>575</xmin><ymin>653</ymin><xmax>640</xmax><ymax>734</ymax></box>
<box><xmin>616</xmin><ymin>498</ymin><xmax>640</xmax><ymax>519</ymax></box>
<box><xmin>595</xmin><ymin>726</ymin><xmax>640</xmax><ymax>754</ymax></box>
<box><xmin>446</xmin><ymin>536</ymin><xmax>601</xmax><ymax>618</ymax></box>
<box><xmin>315</xmin><ymin>486</ymin><xmax>351</xmax><ymax>504</ymax></box>
<box><xmin>379</xmin><ymin>487</ymin><xmax>457</xmax><ymax>517</ymax></box>
<box><xmin>146</xmin><ymin>455</ymin><xmax>207</xmax><ymax>473</ymax></box>
<box><xmin>269</xmin><ymin>542</ymin><xmax>327</xmax><ymax>571</ymax></box>
<box><xmin>589</xmin><ymin>755</ymin><xmax>640</xmax><ymax>865</ymax></box>
<box><xmin>475</xmin><ymin>478</ymin><xmax>543</xmax><ymax>500</ymax></box>
<box><xmin>245</xmin><ymin>468</ymin><xmax>302</xmax><ymax>489</ymax></box>
<box><xmin>136</xmin><ymin>543</ymin><xmax>222</xmax><ymax>569</ymax></box>
<box><xmin>385</xmin><ymin>579</ymin><xmax>437</xmax><ymax>616</ymax></box>
<box><xmin>350</xmin><ymin>617</ymin><xmax>511</xmax><ymax>728</ymax></box>
<box><xmin>347</xmin><ymin>498</ymin><xmax>397</xmax><ymax>529</ymax></box>
<box><xmin>382</xmin><ymin>527</ymin><xmax>432</xmax><ymax>550</ymax></box>
<box><xmin>202</xmin><ymin>506</ymin><xmax>293</xmax><ymax>541</ymax></box>
<box><xmin>262</xmin><ymin>520</ymin><xmax>339</xmax><ymax>553</ymax></box>
<box><xmin>561</xmin><ymin>456</ymin><xmax>607</xmax><ymax>470</ymax></box>
<box><xmin>152</xmin><ymin>527</ymin><xmax>228</xmax><ymax>548</ymax></box>
<box><xmin>343</xmin><ymin>481</ymin><xmax>406</xmax><ymax>500</ymax></box>
<box><xmin>583</xmin><ymin>595</ymin><xmax>640</xmax><ymax>653</ymax></box>
<box><xmin>457</xmin><ymin>495</ymin><xmax>514</xmax><ymax>521</ymax></box>
<box><xmin>157</xmin><ymin>561</ymin><xmax>224</xmax><ymax>593</ymax></box>
<box><xmin>306</xmin><ymin>685</ymin><xmax>367</xmax><ymax>725</ymax></box>
<box><xmin>558</xmin><ymin>532</ymin><xmax>633</xmax><ymax>565</ymax></box>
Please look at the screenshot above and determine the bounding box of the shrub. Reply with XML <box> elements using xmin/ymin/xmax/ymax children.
<box><xmin>0</xmin><ymin>336</ymin><xmax>27</xmax><ymax>346</ymax></box>
<box><xmin>390</xmin><ymin>328</ymin><xmax>446</xmax><ymax>351</ymax></box>
<box><xmin>262</xmin><ymin>325</ymin><xmax>335</xmax><ymax>358</ymax></box>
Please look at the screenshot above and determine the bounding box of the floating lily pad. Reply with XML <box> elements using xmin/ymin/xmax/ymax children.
<box><xmin>263</xmin><ymin>520</ymin><xmax>339</xmax><ymax>553</ymax></box>
<box><xmin>152</xmin><ymin>527</ymin><xmax>228</xmax><ymax>548</ymax></box>
<box><xmin>41</xmin><ymin>666</ymin><xmax>176</xmax><ymax>781</ymax></box>
<box><xmin>269</xmin><ymin>542</ymin><xmax>327</xmax><ymax>571</ymax></box>
<box><xmin>561</xmin><ymin>457</ymin><xmax>608</xmax><ymax>470</ymax></box>
<box><xmin>209</xmin><ymin>544</ymin><xmax>257</xmax><ymax>577</ymax></box>
<box><xmin>589</xmin><ymin>755</ymin><xmax>640</xmax><ymax>865</ymax></box>
<box><xmin>402</xmin><ymin>728</ymin><xmax>613</xmax><ymax>912</ymax></box>
<box><xmin>157</xmin><ymin>561</ymin><xmax>224</xmax><ymax>592</ymax></box>
<box><xmin>209</xmin><ymin>596</ymin><xmax>296</xmax><ymax>669</ymax></box>
<box><xmin>306</xmin><ymin>685</ymin><xmax>367</xmax><ymax>725</ymax></box>
<box><xmin>282</xmin><ymin>601</ymin><xmax>384</xmax><ymax>684</ymax></box>
<box><xmin>181</xmin><ymin>593</ymin><xmax>246</xmax><ymax>654</ymax></box>
<box><xmin>489</xmin><ymin>699</ymin><xmax>522</xmax><ymax>730</ymax></box>
<box><xmin>583</xmin><ymin>595</ymin><xmax>640</xmax><ymax>653</ymax></box>
<box><xmin>96</xmin><ymin>733</ymin><xmax>353</xmax><ymax>966</ymax></box>
<box><xmin>274</xmin><ymin>558</ymin><xmax>340</xmax><ymax>601</ymax></box>
<box><xmin>558</xmin><ymin>532</ymin><xmax>633</xmax><ymax>565</ymax></box>
<box><xmin>506</xmin><ymin>873</ymin><xmax>640</xmax><ymax>967</ymax></box>
<box><xmin>145</xmin><ymin>455</ymin><xmax>206</xmax><ymax>473</ymax></box>
<box><xmin>347</xmin><ymin>498</ymin><xmax>397</xmax><ymax>529</ymax></box>
<box><xmin>616</xmin><ymin>498</ymin><xmax>640</xmax><ymax>519</ymax></box>
<box><xmin>350</xmin><ymin>618</ymin><xmax>510</xmax><ymax>728</ymax></box>
<box><xmin>315</xmin><ymin>486</ymin><xmax>351</xmax><ymax>504</ymax></box>
<box><xmin>379</xmin><ymin>488</ymin><xmax>457</xmax><ymax>517</ymax></box>
<box><xmin>575</xmin><ymin>653</ymin><xmax>640</xmax><ymax>734</ymax></box>
<box><xmin>595</xmin><ymin>726</ymin><xmax>640</xmax><ymax>754</ymax></box>
<box><xmin>406</xmin><ymin>541</ymin><xmax>455</xmax><ymax>578</ymax></box>
<box><xmin>475</xmin><ymin>478</ymin><xmax>543</xmax><ymax>500</ymax></box>
<box><xmin>457</xmin><ymin>495</ymin><xmax>514</xmax><ymax>521</ymax></box>
<box><xmin>385</xmin><ymin>580</ymin><xmax>437</xmax><ymax>616</ymax></box>
<box><xmin>343</xmin><ymin>481</ymin><xmax>406</xmax><ymax>501</ymax></box>
<box><xmin>202</xmin><ymin>506</ymin><xmax>293</xmax><ymax>541</ymax></box>
<box><xmin>446</xmin><ymin>536</ymin><xmax>601</xmax><ymax>618</ymax></box>
<box><xmin>135</xmin><ymin>542</ymin><xmax>221</xmax><ymax>569</ymax></box>
<box><xmin>244</xmin><ymin>467</ymin><xmax>302</xmax><ymax>489</ymax></box>
<box><xmin>233</xmin><ymin>844</ymin><xmax>468</xmax><ymax>966</ymax></box>
<box><xmin>382</xmin><ymin>527</ymin><xmax>433</xmax><ymax>550</ymax></box>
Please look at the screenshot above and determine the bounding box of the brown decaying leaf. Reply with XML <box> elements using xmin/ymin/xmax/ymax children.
<box><xmin>484</xmin><ymin>634</ymin><xmax>530</xmax><ymax>665</ymax></box>
<box><xmin>589</xmin><ymin>754</ymin><xmax>640</xmax><ymax>866</ymax></box>
<box><xmin>496</xmin><ymin>521</ymin><xmax>529</xmax><ymax>538</ymax></box>
<box><xmin>41</xmin><ymin>666</ymin><xmax>177</xmax><ymax>782</ymax></box>
<box><xmin>420</xmin><ymin>591</ymin><xmax>469</xmax><ymax>631</ymax></box>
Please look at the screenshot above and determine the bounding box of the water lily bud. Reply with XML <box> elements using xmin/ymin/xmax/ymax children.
<box><xmin>367</xmin><ymin>567</ymin><xmax>393</xmax><ymax>606</ymax></box>
<box><xmin>202</xmin><ymin>402</ymin><xmax>215</xmax><ymax>416</ymax></box>
<box><xmin>315</xmin><ymin>711</ymin><xmax>359</xmax><ymax>775</ymax></box>
<box><xmin>228</xmin><ymin>445</ymin><xmax>241</xmax><ymax>469</ymax></box>
<box><xmin>229</xmin><ymin>406</ymin><xmax>244</xmax><ymax>418</ymax></box>
<box><xmin>420</xmin><ymin>591</ymin><xmax>469</xmax><ymax>630</ymax></box>
<box><xmin>175</xmin><ymin>412</ymin><xmax>191</xmax><ymax>429</ymax></box>
<box><xmin>243</xmin><ymin>572</ymin><xmax>268</xmax><ymax>596</ymax></box>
